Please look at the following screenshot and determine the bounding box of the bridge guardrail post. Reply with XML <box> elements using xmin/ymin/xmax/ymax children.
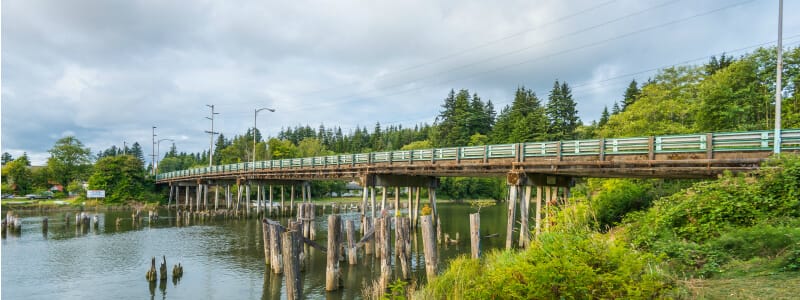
<box><xmin>556</xmin><ymin>141</ymin><xmax>562</xmax><ymax>161</ymax></box>
<box><xmin>706</xmin><ymin>133</ymin><xmax>714</xmax><ymax>159</ymax></box>
<box><xmin>648</xmin><ymin>136</ymin><xmax>655</xmax><ymax>160</ymax></box>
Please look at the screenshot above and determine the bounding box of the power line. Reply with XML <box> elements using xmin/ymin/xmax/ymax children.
<box><xmin>296</xmin><ymin>1</ymin><xmax>619</xmax><ymax>97</ymax></box>
<box><xmin>269</xmin><ymin>0</ymin><xmax>755</xmax><ymax>114</ymax></box>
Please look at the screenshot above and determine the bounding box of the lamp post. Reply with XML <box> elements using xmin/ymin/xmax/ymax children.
<box><xmin>156</xmin><ymin>138</ymin><xmax>174</xmax><ymax>174</ymax></box>
<box><xmin>151</xmin><ymin>126</ymin><xmax>157</xmax><ymax>175</ymax></box>
<box><xmin>254</xmin><ymin>107</ymin><xmax>276</xmax><ymax>170</ymax></box>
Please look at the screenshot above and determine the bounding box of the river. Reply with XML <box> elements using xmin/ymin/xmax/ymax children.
<box><xmin>2</xmin><ymin>202</ymin><xmax>509</xmax><ymax>299</ymax></box>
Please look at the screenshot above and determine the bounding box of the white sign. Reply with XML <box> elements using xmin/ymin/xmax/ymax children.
<box><xmin>87</xmin><ymin>190</ymin><xmax>106</xmax><ymax>198</ymax></box>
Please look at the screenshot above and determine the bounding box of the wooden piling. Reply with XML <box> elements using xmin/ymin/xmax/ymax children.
<box><xmin>282</xmin><ymin>226</ymin><xmax>302</xmax><ymax>300</ymax></box>
<box><xmin>364</xmin><ymin>217</ymin><xmax>374</xmax><ymax>256</ymax></box>
<box><xmin>378</xmin><ymin>216</ymin><xmax>392</xmax><ymax>291</ymax></box>
<box><xmin>396</xmin><ymin>217</ymin><xmax>411</xmax><ymax>280</ymax></box>
<box><xmin>160</xmin><ymin>256</ymin><xmax>168</xmax><ymax>281</ymax></box>
<box><xmin>345</xmin><ymin>220</ymin><xmax>357</xmax><ymax>265</ymax></box>
<box><xmin>268</xmin><ymin>185</ymin><xmax>274</xmax><ymax>217</ymax></box>
<box><xmin>407</xmin><ymin>187</ymin><xmax>413</xmax><ymax>226</ymax></box>
<box><xmin>263</xmin><ymin>219</ymin><xmax>271</xmax><ymax>266</ymax></box>
<box><xmin>535</xmin><ymin>186</ymin><xmax>543</xmax><ymax>238</ymax></box>
<box><xmin>413</xmin><ymin>187</ymin><xmax>420</xmax><ymax>229</ymax></box>
<box><xmin>421</xmin><ymin>215</ymin><xmax>438</xmax><ymax>279</ymax></box>
<box><xmin>280</xmin><ymin>186</ymin><xmax>285</xmax><ymax>216</ymax></box>
<box><xmin>290</xmin><ymin>185</ymin><xmax>295</xmax><ymax>216</ymax></box>
<box><xmin>470</xmin><ymin>213</ymin><xmax>480</xmax><ymax>259</ymax></box>
<box><xmin>505</xmin><ymin>185</ymin><xmax>518</xmax><ymax>249</ymax></box>
<box><xmin>42</xmin><ymin>217</ymin><xmax>48</xmax><ymax>233</ymax></box>
<box><xmin>519</xmin><ymin>185</ymin><xmax>532</xmax><ymax>248</ymax></box>
<box><xmin>326</xmin><ymin>215</ymin><xmax>342</xmax><ymax>291</ymax></box>
<box><xmin>269</xmin><ymin>223</ymin><xmax>284</xmax><ymax>274</ymax></box>
<box><xmin>309</xmin><ymin>203</ymin><xmax>317</xmax><ymax>240</ymax></box>
<box><xmin>381</xmin><ymin>187</ymin><xmax>387</xmax><ymax>211</ymax></box>
<box><xmin>394</xmin><ymin>187</ymin><xmax>400</xmax><ymax>216</ymax></box>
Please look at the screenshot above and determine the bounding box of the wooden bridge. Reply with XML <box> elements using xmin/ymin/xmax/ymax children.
<box><xmin>154</xmin><ymin>129</ymin><xmax>800</xmax><ymax>262</ymax></box>
<box><xmin>156</xmin><ymin>129</ymin><xmax>800</xmax><ymax>185</ymax></box>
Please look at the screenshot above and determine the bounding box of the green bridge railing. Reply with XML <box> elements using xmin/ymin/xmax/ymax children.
<box><xmin>156</xmin><ymin>129</ymin><xmax>800</xmax><ymax>180</ymax></box>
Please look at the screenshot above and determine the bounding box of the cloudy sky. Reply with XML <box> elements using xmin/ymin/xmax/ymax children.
<box><xmin>2</xmin><ymin>0</ymin><xmax>798</xmax><ymax>166</ymax></box>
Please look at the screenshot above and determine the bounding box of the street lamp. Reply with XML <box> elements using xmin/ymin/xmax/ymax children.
<box><xmin>156</xmin><ymin>138</ymin><xmax>174</xmax><ymax>174</ymax></box>
<box><xmin>254</xmin><ymin>107</ymin><xmax>276</xmax><ymax>170</ymax></box>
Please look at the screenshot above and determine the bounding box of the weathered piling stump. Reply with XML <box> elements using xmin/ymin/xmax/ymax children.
<box><xmin>470</xmin><ymin>213</ymin><xmax>481</xmax><ymax>259</ymax></box>
<box><xmin>262</xmin><ymin>219</ymin><xmax>271</xmax><ymax>267</ymax></box>
<box><xmin>378</xmin><ymin>215</ymin><xmax>392</xmax><ymax>291</ymax></box>
<box><xmin>159</xmin><ymin>256</ymin><xmax>168</xmax><ymax>281</ymax></box>
<box><xmin>269</xmin><ymin>222</ymin><xmax>284</xmax><ymax>274</ymax></box>
<box><xmin>364</xmin><ymin>217</ymin><xmax>374</xmax><ymax>256</ymax></box>
<box><xmin>308</xmin><ymin>203</ymin><xmax>316</xmax><ymax>240</ymax></box>
<box><xmin>282</xmin><ymin>223</ymin><xmax>302</xmax><ymax>300</ymax></box>
<box><xmin>345</xmin><ymin>220</ymin><xmax>357</xmax><ymax>265</ymax></box>
<box><xmin>93</xmin><ymin>215</ymin><xmax>99</xmax><ymax>228</ymax></box>
<box><xmin>172</xmin><ymin>263</ymin><xmax>183</xmax><ymax>278</ymax></box>
<box><xmin>396</xmin><ymin>217</ymin><xmax>411</xmax><ymax>280</ymax></box>
<box><xmin>421</xmin><ymin>214</ymin><xmax>438</xmax><ymax>279</ymax></box>
<box><xmin>42</xmin><ymin>217</ymin><xmax>48</xmax><ymax>233</ymax></box>
<box><xmin>325</xmin><ymin>215</ymin><xmax>342</xmax><ymax>291</ymax></box>
<box><xmin>146</xmin><ymin>257</ymin><xmax>157</xmax><ymax>282</ymax></box>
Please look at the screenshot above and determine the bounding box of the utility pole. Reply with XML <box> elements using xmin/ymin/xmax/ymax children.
<box><xmin>206</xmin><ymin>104</ymin><xmax>220</xmax><ymax>166</ymax></box>
<box><xmin>151</xmin><ymin>126</ymin><xmax>157</xmax><ymax>175</ymax></box>
<box><xmin>774</xmin><ymin>0</ymin><xmax>783</xmax><ymax>154</ymax></box>
<box><xmin>123</xmin><ymin>141</ymin><xmax>127</xmax><ymax>155</ymax></box>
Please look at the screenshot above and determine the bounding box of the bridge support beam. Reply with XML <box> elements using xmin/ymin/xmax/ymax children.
<box><xmin>506</xmin><ymin>172</ymin><xmax>575</xmax><ymax>249</ymax></box>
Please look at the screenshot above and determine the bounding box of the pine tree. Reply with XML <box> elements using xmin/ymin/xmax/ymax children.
<box><xmin>129</xmin><ymin>142</ymin><xmax>145</xmax><ymax>167</ymax></box>
<box><xmin>546</xmin><ymin>80</ymin><xmax>580</xmax><ymax>140</ymax></box>
<box><xmin>2</xmin><ymin>152</ymin><xmax>13</xmax><ymax>165</ymax></box>
<box><xmin>611</xmin><ymin>102</ymin><xmax>621</xmax><ymax>115</ymax></box>
<box><xmin>599</xmin><ymin>106</ymin><xmax>610</xmax><ymax>127</ymax></box>
<box><xmin>622</xmin><ymin>79</ymin><xmax>640</xmax><ymax>111</ymax></box>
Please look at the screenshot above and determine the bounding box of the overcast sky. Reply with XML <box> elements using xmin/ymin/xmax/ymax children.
<box><xmin>2</xmin><ymin>0</ymin><xmax>798</xmax><ymax>166</ymax></box>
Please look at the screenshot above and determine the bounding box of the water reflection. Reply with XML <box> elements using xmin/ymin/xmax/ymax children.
<box><xmin>2</xmin><ymin>202</ymin><xmax>509</xmax><ymax>299</ymax></box>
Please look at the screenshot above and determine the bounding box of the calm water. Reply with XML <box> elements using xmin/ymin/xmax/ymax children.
<box><xmin>1</xmin><ymin>203</ymin><xmax>509</xmax><ymax>299</ymax></box>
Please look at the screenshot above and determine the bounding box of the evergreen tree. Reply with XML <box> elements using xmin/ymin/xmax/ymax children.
<box><xmin>599</xmin><ymin>106</ymin><xmax>610</xmax><ymax>127</ymax></box>
<box><xmin>622</xmin><ymin>79</ymin><xmax>640</xmax><ymax>111</ymax></box>
<box><xmin>546</xmin><ymin>80</ymin><xmax>580</xmax><ymax>140</ymax></box>
<box><xmin>491</xmin><ymin>86</ymin><xmax>548</xmax><ymax>143</ymax></box>
<box><xmin>611</xmin><ymin>102</ymin><xmax>621</xmax><ymax>115</ymax></box>
<box><xmin>129</xmin><ymin>142</ymin><xmax>145</xmax><ymax>167</ymax></box>
<box><xmin>705</xmin><ymin>53</ymin><xmax>734</xmax><ymax>76</ymax></box>
<box><xmin>2</xmin><ymin>152</ymin><xmax>13</xmax><ymax>165</ymax></box>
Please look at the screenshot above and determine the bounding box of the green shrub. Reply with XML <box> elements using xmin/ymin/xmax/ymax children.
<box><xmin>421</xmin><ymin>232</ymin><xmax>673</xmax><ymax>299</ymax></box>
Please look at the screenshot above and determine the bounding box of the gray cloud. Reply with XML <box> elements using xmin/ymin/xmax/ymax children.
<box><xmin>3</xmin><ymin>0</ymin><xmax>798</xmax><ymax>165</ymax></box>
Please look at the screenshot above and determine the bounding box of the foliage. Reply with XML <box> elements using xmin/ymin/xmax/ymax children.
<box><xmin>47</xmin><ymin>136</ymin><xmax>92</xmax><ymax>188</ymax></box>
<box><xmin>380</xmin><ymin>279</ymin><xmax>408</xmax><ymax>300</ymax></box>
<box><xmin>491</xmin><ymin>86</ymin><xmax>548</xmax><ymax>143</ymax></box>
<box><xmin>599</xmin><ymin>66</ymin><xmax>702</xmax><ymax>137</ymax></box>
<box><xmin>433</xmin><ymin>89</ymin><xmax>494</xmax><ymax>147</ymax></box>
<box><xmin>588</xmin><ymin>178</ymin><xmax>695</xmax><ymax>230</ymax></box>
<box><xmin>399</xmin><ymin>140</ymin><xmax>432</xmax><ymax>150</ymax></box>
<box><xmin>420</xmin><ymin>232</ymin><xmax>672</xmax><ymax>299</ymax></box>
<box><xmin>625</xmin><ymin>155</ymin><xmax>800</xmax><ymax>276</ymax></box>
<box><xmin>1</xmin><ymin>155</ymin><xmax>33</xmax><ymax>194</ymax></box>
<box><xmin>546</xmin><ymin>80</ymin><xmax>580</xmax><ymax>140</ymax></box>
<box><xmin>87</xmin><ymin>155</ymin><xmax>150</xmax><ymax>203</ymax></box>
<box><xmin>469</xmin><ymin>199</ymin><xmax>496</xmax><ymax>213</ymax></box>
<box><xmin>438</xmin><ymin>177</ymin><xmax>504</xmax><ymax>201</ymax></box>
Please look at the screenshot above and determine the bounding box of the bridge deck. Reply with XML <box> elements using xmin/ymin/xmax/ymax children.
<box><xmin>156</xmin><ymin>129</ymin><xmax>800</xmax><ymax>183</ymax></box>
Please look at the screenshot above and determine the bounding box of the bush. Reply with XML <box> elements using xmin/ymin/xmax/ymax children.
<box><xmin>625</xmin><ymin>155</ymin><xmax>800</xmax><ymax>277</ymax></box>
<box><xmin>420</xmin><ymin>232</ymin><xmax>673</xmax><ymax>299</ymax></box>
